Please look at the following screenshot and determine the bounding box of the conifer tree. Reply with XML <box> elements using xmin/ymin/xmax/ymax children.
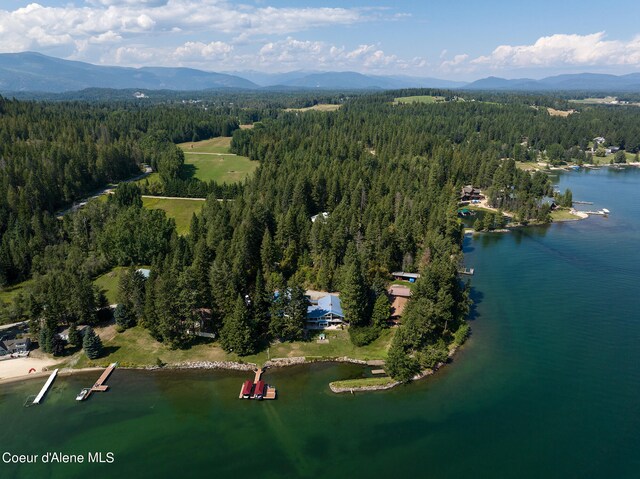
<box><xmin>220</xmin><ymin>296</ymin><xmax>256</xmax><ymax>356</ymax></box>
<box><xmin>371</xmin><ymin>293</ymin><xmax>391</xmax><ymax>328</ymax></box>
<box><xmin>67</xmin><ymin>322</ymin><xmax>81</xmax><ymax>348</ymax></box>
<box><xmin>340</xmin><ymin>246</ymin><xmax>370</xmax><ymax>327</ymax></box>
<box><xmin>82</xmin><ymin>326</ymin><xmax>103</xmax><ymax>360</ymax></box>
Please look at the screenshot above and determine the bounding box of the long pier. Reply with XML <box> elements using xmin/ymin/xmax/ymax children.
<box><xmin>32</xmin><ymin>369</ymin><xmax>58</xmax><ymax>405</ymax></box>
<box><xmin>80</xmin><ymin>363</ymin><xmax>116</xmax><ymax>401</ymax></box>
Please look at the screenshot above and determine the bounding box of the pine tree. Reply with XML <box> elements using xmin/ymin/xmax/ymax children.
<box><xmin>67</xmin><ymin>322</ymin><xmax>81</xmax><ymax>348</ymax></box>
<box><xmin>386</xmin><ymin>342</ymin><xmax>419</xmax><ymax>383</ymax></box>
<box><xmin>83</xmin><ymin>326</ymin><xmax>103</xmax><ymax>360</ymax></box>
<box><xmin>114</xmin><ymin>303</ymin><xmax>135</xmax><ymax>331</ymax></box>
<box><xmin>340</xmin><ymin>247</ymin><xmax>370</xmax><ymax>327</ymax></box>
<box><xmin>220</xmin><ymin>296</ymin><xmax>256</xmax><ymax>356</ymax></box>
<box><xmin>371</xmin><ymin>293</ymin><xmax>391</xmax><ymax>328</ymax></box>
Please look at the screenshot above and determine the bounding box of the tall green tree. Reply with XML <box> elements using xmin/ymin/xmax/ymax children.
<box><xmin>82</xmin><ymin>326</ymin><xmax>103</xmax><ymax>360</ymax></box>
<box><xmin>220</xmin><ymin>296</ymin><xmax>256</xmax><ymax>356</ymax></box>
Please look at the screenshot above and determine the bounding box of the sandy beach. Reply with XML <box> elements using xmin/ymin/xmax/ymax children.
<box><xmin>0</xmin><ymin>357</ymin><xmax>60</xmax><ymax>382</ymax></box>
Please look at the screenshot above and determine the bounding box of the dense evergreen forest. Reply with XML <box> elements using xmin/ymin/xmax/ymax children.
<box><xmin>3</xmin><ymin>91</ymin><xmax>640</xmax><ymax>380</ymax></box>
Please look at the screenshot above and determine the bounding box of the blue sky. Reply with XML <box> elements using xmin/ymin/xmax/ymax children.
<box><xmin>1</xmin><ymin>0</ymin><xmax>639</xmax><ymax>79</ymax></box>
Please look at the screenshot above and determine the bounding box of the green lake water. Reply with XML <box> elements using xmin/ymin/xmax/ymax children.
<box><xmin>2</xmin><ymin>168</ymin><xmax>640</xmax><ymax>479</ymax></box>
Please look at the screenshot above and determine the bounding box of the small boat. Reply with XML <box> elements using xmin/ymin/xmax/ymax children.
<box><xmin>76</xmin><ymin>388</ymin><xmax>90</xmax><ymax>401</ymax></box>
<box><xmin>602</xmin><ymin>208</ymin><xmax>610</xmax><ymax>214</ymax></box>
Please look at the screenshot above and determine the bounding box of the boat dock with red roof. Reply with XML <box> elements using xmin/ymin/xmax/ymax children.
<box><xmin>238</xmin><ymin>368</ymin><xmax>277</xmax><ymax>400</ymax></box>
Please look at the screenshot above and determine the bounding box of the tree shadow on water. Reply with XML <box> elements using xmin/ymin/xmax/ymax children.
<box><xmin>467</xmin><ymin>286</ymin><xmax>484</xmax><ymax>322</ymax></box>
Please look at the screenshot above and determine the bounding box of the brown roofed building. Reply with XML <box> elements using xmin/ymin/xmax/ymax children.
<box><xmin>388</xmin><ymin>285</ymin><xmax>412</xmax><ymax>322</ymax></box>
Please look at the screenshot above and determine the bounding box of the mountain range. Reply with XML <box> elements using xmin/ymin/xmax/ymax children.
<box><xmin>1</xmin><ymin>52</ymin><xmax>640</xmax><ymax>93</ymax></box>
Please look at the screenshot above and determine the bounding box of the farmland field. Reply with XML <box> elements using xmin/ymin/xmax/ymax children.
<box><xmin>178</xmin><ymin>137</ymin><xmax>257</xmax><ymax>183</ymax></box>
<box><xmin>142</xmin><ymin>197</ymin><xmax>205</xmax><ymax>235</ymax></box>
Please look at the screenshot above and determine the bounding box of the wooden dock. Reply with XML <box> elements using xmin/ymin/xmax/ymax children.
<box><xmin>79</xmin><ymin>363</ymin><xmax>117</xmax><ymax>401</ymax></box>
<box><xmin>264</xmin><ymin>386</ymin><xmax>277</xmax><ymax>400</ymax></box>
<box><xmin>239</xmin><ymin>368</ymin><xmax>277</xmax><ymax>400</ymax></box>
<box><xmin>33</xmin><ymin>369</ymin><xmax>58</xmax><ymax>405</ymax></box>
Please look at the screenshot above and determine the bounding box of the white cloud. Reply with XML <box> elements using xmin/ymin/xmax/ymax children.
<box><xmin>0</xmin><ymin>1</ymin><xmax>366</xmax><ymax>54</ymax></box>
<box><xmin>256</xmin><ymin>37</ymin><xmax>423</xmax><ymax>72</ymax></box>
<box><xmin>471</xmin><ymin>32</ymin><xmax>640</xmax><ymax>68</ymax></box>
<box><xmin>105</xmin><ymin>40</ymin><xmax>233</xmax><ymax>66</ymax></box>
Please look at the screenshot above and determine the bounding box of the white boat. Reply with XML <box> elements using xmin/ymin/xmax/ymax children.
<box><xmin>602</xmin><ymin>208</ymin><xmax>610</xmax><ymax>214</ymax></box>
<box><xmin>76</xmin><ymin>388</ymin><xmax>90</xmax><ymax>401</ymax></box>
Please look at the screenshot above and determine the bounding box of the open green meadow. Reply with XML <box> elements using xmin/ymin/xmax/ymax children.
<box><xmin>66</xmin><ymin>326</ymin><xmax>395</xmax><ymax>369</ymax></box>
<box><xmin>93</xmin><ymin>267</ymin><xmax>129</xmax><ymax>304</ymax></box>
<box><xmin>142</xmin><ymin>197</ymin><xmax>204</xmax><ymax>235</ymax></box>
<box><xmin>394</xmin><ymin>95</ymin><xmax>446</xmax><ymax>104</ymax></box>
<box><xmin>285</xmin><ymin>104</ymin><xmax>342</xmax><ymax>112</ymax></box>
<box><xmin>178</xmin><ymin>137</ymin><xmax>257</xmax><ymax>183</ymax></box>
<box><xmin>0</xmin><ymin>279</ymin><xmax>34</xmax><ymax>305</ymax></box>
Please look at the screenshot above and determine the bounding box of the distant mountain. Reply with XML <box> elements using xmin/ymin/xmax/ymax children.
<box><xmin>465</xmin><ymin>73</ymin><xmax>640</xmax><ymax>91</ymax></box>
<box><xmin>226</xmin><ymin>70</ymin><xmax>319</xmax><ymax>87</ymax></box>
<box><xmin>270</xmin><ymin>71</ymin><xmax>465</xmax><ymax>90</ymax></box>
<box><xmin>0</xmin><ymin>52</ymin><xmax>257</xmax><ymax>92</ymax></box>
<box><xmin>3</xmin><ymin>52</ymin><xmax>640</xmax><ymax>94</ymax></box>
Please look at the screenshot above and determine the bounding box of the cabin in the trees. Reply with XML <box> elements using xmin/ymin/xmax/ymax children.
<box><xmin>460</xmin><ymin>185</ymin><xmax>483</xmax><ymax>202</ymax></box>
<box><xmin>306</xmin><ymin>294</ymin><xmax>346</xmax><ymax>329</ymax></box>
<box><xmin>388</xmin><ymin>285</ymin><xmax>412</xmax><ymax>323</ymax></box>
<box><xmin>58</xmin><ymin>325</ymin><xmax>87</xmax><ymax>341</ymax></box>
<box><xmin>0</xmin><ymin>337</ymin><xmax>31</xmax><ymax>356</ymax></box>
<box><xmin>191</xmin><ymin>308</ymin><xmax>216</xmax><ymax>338</ymax></box>
<box><xmin>391</xmin><ymin>271</ymin><xmax>421</xmax><ymax>283</ymax></box>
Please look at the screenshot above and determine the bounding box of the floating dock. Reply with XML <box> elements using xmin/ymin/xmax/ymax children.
<box><xmin>239</xmin><ymin>368</ymin><xmax>277</xmax><ymax>400</ymax></box>
<box><xmin>582</xmin><ymin>209</ymin><xmax>609</xmax><ymax>216</ymax></box>
<box><xmin>77</xmin><ymin>363</ymin><xmax>117</xmax><ymax>401</ymax></box>
<box><xmin>32</xmin><ymin>369</ymin><xmax>58</xmax><ymax>405</ymax></box>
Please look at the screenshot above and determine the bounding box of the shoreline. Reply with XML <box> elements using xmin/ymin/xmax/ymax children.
<box><xmin>0</xmin><ymin>352</ymin><xmax>455</xmax><ymax>393</ymax></box>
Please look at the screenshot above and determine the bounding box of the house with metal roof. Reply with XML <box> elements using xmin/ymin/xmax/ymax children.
<box><xmin>306</xmin><ymin>294</ymin><xmax>346</xmax><ymax>329</ymax></box>
<box><xmin>391</xmin><ymin>271</ymin><xmax>421</xmax><ymax>283</ymax></box>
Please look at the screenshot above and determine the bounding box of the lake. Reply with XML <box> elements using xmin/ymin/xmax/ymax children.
<box><xmin>2</xmin><ymin>167</ymin><xmax>640</xmax><ymax>479</ymax></box>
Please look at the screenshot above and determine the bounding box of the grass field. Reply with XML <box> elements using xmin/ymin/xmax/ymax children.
<box><xmin>285</xmin><ymin>104</ymin><xmax>341</xmax><ymax>112</ymax></box>
<box><xmin>142</xmin><ymin>197</ymin><xmax>204</xmax><ymax>235</ymax></box>
<box><xmin>551</xmin><ymin>209</ymin><xmax>582</xmax><ymax>222</ymax></box>
<box><xmin>179</xmin><ymin>137</ymin><xmax>234</xmax><ymax>154</ymax></box>
<box><xmin>178</xmin><ymin>137</ymin><xmax>257</xmax><ymax>183</ymax></box>
<box><xmin>329</xmin><ymin>377</ymin><xmax>395</xmax><ymax>389</ymax></box>
<box><xmin>93</xmin><ymin>267</ymin><xmax>129</xmax><ymax>304</ymax></box>
<box><xmin>394</xmin><ymin>95</ymin><xmax>446</xmax><ymax>104</ymax></box>
<box><xmin>67</xmin><ymin>326</ymin><xmax>396</xmax><ymax>369</ymax></box>
<box><xmin>0</xmin><ymin>279</ymin><xmax>34</xmax><ymax>305</ymax></box>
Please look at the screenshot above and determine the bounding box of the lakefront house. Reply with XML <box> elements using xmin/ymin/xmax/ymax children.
<box><xmin>306</xmin><ymin>294</ymin><xmax>346</xmax><ymax>329</ymax></box>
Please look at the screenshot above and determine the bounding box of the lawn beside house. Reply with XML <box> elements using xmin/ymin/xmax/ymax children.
<box><xmin>64</xmin><ymin>326</ymin><xmax>396</xmax><ymax>369</ymax></box>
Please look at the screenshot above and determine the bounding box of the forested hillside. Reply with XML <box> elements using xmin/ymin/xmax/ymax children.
<box><xmin>3</xmin><ymin>91</ymin><xmax>640</xmax><ymax>380</ymax></box>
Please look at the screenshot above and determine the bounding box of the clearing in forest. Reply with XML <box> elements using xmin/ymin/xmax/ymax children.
<box><xmin>285</xmin><ymin>104</ymin><xmax>342</xmax><ymax>112</ymax></box>
<box><xmin>178</xmin><ymin>137</ymin><xmax>257</xmax><ymax>183</ymax></box>
<box><xmin>142</xmin><ymin>197</ymin><xmax>205</xmax><ymax>235</ymax></box>
<box><xmin>394</xmin><ymin>95</ymin><xmax>446</xmax><ymax>104</ymax></box>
